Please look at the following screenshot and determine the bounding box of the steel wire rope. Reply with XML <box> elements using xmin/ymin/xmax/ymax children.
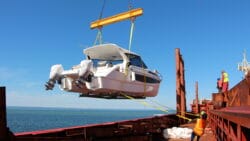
<box><xmin>93</xmin><ymin>0</ymin><xmax>106</xmax><ymax>45</ymax></box>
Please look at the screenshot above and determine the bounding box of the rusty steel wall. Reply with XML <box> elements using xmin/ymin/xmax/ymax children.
<box><xmin>212</xmin><ymin>74</ymin><xmax>250</xmax><ymax>108</ymax></box>
<box><xmin>175</xmin><ymin>48</ymin><xmax>187</xmax><ymax>116</ymax></box>
<box><xmin>209</xmin><ymin>73</ymin><xmax>250</xmax><ymax>141</ymax></box>
<box><xmin>209</xmin><ymin>107</ymin><xmax>250</xmax><ymax>141</ymax></box>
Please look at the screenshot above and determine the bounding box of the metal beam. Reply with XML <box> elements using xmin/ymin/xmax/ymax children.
<box><xmin>90</xmin><ymin>8</ymin><xmax>143</xmax><ymax>29</ymax></box>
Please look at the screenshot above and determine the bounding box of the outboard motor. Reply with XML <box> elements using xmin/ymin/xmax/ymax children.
<box><xmin>75</xmin><ymin>60</ymin><xmax>93</xmax><ymax>88</ymax></box>
<box><xmin>45</xmin><ymin>64</ymin><xmax>64</xmax><ymax>90</ymax></box>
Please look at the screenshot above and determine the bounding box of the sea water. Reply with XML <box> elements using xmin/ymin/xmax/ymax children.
<box><xmin>7</xmin><ymin>106</ymin><xmax>173</xmax><ymax>133</ymax></box>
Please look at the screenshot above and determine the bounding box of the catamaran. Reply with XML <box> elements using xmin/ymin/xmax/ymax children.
<box><xmin>45</xmin><ymin>43</ymin><xmax>161</xmax><ymax>99</ymax></box>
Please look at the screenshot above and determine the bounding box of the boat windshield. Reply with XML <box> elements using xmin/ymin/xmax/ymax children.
<box><xmin>125</xmin><ymin>53</ymin><xmax>148</xmax><ymax>69</ymax></box>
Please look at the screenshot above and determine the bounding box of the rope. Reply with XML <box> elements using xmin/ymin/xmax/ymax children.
<box><xmin>148</xmin><ymin>99</ymin><xmax>199</xmax><ymax>120</ymax></box>
<box><xmin>122</xmin><ymin>93</ymin><xmax>195</xmax><ymax>122</ymax></box>
<box><xmin>121</xmin><ymin>93</ymin><xmax>168</xmax><ymax>113</ymax></box>
<box><xmin>148</xmin><ymin>99</ymin><xmax>171</xmax><ymax>110</ymax></box>
<box><xmin>176</xmin><ymin>114</ymin><xmax>192</xmax><ymax>122</ymax></box>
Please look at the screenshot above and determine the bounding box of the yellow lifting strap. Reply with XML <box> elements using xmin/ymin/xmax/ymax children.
<box><xmin>176</xmin><ymin>114</ymin><xmax>192</xmax><ymax>122</ymax></box>
<box><xmin>121</xmin><ymin>93</ymin><xmax>193</xmax><ymax>122</ymax></box>
<box><xmin>148</xmin><ymin>99</ymin><xmax>195</xmax><ymax>121</ymax></box>
<box><xmin>121</xmin><ymin>93</ymin><xmax>168</xmax><ymax>113</ymax></box>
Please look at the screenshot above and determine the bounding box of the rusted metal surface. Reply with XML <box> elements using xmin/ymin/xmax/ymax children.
<box><xmin>190</xmin><ymin>73</ymin><xmax>250</xmax><ymax>141</ymax></box>
<box><xmin>175</xmin><ymin>48</ymin><xmax>186</xmax><ymax>116</ymax></box>
<box><xmin>209</xmin><ymin>73</ymin><xmax>250</xmax><ymax>141</ymax></box>
<box><xmin>14</xmin><ymin>114</ymin><xmax>182</xmax><ymax>141</ymax></box>
<box><xmin>195</xmin><ymin>81</ymin><xmax>199</xmax><ymax>114</ymax></box>
<box><xmin>209</xmin><ymin>106</ymin><xmax>250</xmax><ymax>141</ymax></box>
<box><xmin>191</xmin><ymin>102</ymin><xmax>213</xmax><ymax>115</ymax></box>
<box><xmin>212</xmin><ymin>73</ymin><xmax>250</xmax><ymax>108</ymax></box>
<box><xmin>190</xmin><ymin>82</ymin><xmax>213</xmax><ymax>114</ymax></box>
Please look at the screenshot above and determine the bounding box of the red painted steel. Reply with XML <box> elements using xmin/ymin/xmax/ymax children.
<box><xmin>175</xmin><ymin>48</ymin><xmax>181</xmax><ymax>114</ymax></box>
<box><xmin>190</xmin><ymin>71</ymin><xmax>250</xmax><ymax>141</ymax></box>
<box><xmin>208</xmin><ymin>74</ymin><xmax>250</xmax><ymax>141</ymax></box>
<box><xmin>14</xmin><ymin>114</ymin><xmax>183</xmax><ymax>141</ymax></box>
<box><xmin>209</xmin><ymin>107</ymin><xmax>250</xmax><ymax>141</ymax></box>
<box><xmin>195</xmin><ymin>81</ymin><xmax>199</xmax><ymax>114</ymax></box>
<box><xmin>213</xmin><ymin>73</ymin><xmax>250</xmax><ymax>108</ymax></box>
<box><xmin>175</xmin><ymin>48</ymin><xmax>186</xmax><ymax>116</ymax></box>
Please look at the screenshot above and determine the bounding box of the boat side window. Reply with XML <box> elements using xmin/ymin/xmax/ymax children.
<box><xmin>98</xmin><ymin>61</ymin><xmax>107</xmax><ymax>67</ymax></box>
<box><xmin>110</xmin><ymin>60</ymin><xmax>123</xmax><ymax>65</ymax></box>
<box><xmin>125</xmin><ymin>53</ymin><xmax>148</xmax><ymax>69</ymax></box>
<box><xmin>91</xmin><ymin>59</ymin><xmax>123</xmax><ymax>67</ymax></box>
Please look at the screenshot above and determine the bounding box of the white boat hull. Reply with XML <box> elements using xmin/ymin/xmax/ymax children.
<box><xmin>59</xmin><ymin>70</ymin><xmax>160</xmax><ymax>98</ymax></box>
<box><xmin>45</xmin><ymin>43</ymin><xmax>161</xmax><ymax>99</ymax></box>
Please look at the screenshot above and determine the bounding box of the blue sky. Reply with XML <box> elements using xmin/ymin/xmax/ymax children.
<box><xmin>1</xmin><ymin>0</ymin><xmax>249</xmax><ymax>110</ymax></box>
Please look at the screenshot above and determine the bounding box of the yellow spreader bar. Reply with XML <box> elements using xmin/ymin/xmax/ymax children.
<box><xmin>90</xmin><ymin>8</ymin><xmax>143</xmax><ymax>29</ymax></box>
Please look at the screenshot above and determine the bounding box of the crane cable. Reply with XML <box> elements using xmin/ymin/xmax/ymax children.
<box><xmin>128</xmin><ymin>0</ymin><xmax>135</xmax><ymax>52</ymax></box>
<box><xmin>128</xmin><ymin>18</ymin><xmax>135</xmax><ymax>52</ymax></box>
<box><xmin>94</xmin><ymin>0</ymin><xmax>106</xmax><ymax>45</ymax></box>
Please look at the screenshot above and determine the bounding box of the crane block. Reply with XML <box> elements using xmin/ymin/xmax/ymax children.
<box><xmin>90</xmin><ymin>8</ymin><xmax>143</xmax><ymax>29</ymax></box>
